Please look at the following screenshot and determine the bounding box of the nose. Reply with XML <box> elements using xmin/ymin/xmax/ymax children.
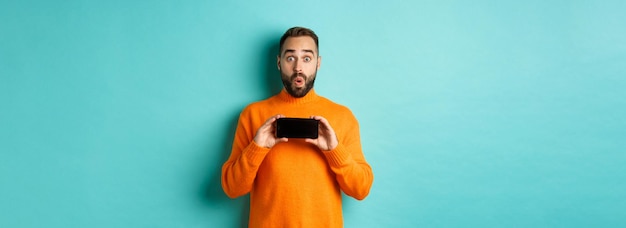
<box><xmin>293</xmin><ymin>59</ymin><xmax>302</xmax><ymax>73</ymax></box>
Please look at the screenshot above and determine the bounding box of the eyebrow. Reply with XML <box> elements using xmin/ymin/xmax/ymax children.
<box><xmin>282</xmin><ymin>49</ymin><xmax>316</xmax><ymax>56</ymax></box>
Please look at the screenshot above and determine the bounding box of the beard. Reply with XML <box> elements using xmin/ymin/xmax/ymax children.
<box><xmin>281</xmin><ymin>71</ymin><xmax>317</xmax><ymax>98</ymax></box>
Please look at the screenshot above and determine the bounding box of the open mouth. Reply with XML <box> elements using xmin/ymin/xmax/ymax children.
<box><xmin>293</xmin><ymin>76</ymin><xmax>305</xmax><ymax>87</ymax></box>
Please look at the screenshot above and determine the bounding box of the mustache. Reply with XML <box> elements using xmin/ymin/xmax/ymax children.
<box><xmin>291</xmin><ymin>73</ymin><xmax>307</xmax><ymax>80</ymax></box>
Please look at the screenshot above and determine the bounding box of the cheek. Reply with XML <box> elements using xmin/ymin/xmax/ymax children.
<box><xmin>280</xmin><ymin>63</ymin><xmax>291</xmax><ymax>72</ymax></box>
<box><xmin>307</xmin><ymin>64</ymin><xmax>318</xmax><ymax>74</ymax></box>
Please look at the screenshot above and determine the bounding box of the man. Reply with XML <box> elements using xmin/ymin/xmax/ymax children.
<box><xmin>221</xmin><ymin>26</ymin><xmax>373</xmax><ymax>228</ymax></box>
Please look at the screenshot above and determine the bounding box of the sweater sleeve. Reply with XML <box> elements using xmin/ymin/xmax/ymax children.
<box><xmin>322</xmin><ymin>116</ymin><xmax>374</xmax><ymax>200</ymax></box>
<box><xmin>221</xmin><ymin>112</ymin><xmax>270</xmax><ymax>198</ymax></box>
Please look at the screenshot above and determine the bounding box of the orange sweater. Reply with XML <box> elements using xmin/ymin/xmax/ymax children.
<box><xmin>222</xmin><ymin>89</ymin><xmax>374</xmax><ymax>228</ymax></box>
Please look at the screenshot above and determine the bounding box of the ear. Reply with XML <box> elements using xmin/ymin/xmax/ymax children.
<box><xmin>317</xmin><ymin>56</ymin><xmax>322</xmax><ymax>70</ymax></box>
<box><xmin>277</xmin><ymin>55</ymin><xmax>281</xmax><ymax>70</ymax></box>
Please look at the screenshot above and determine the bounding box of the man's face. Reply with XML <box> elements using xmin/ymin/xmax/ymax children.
<box><xmin>277</xmin><ymin>36</ymin><xmax>321</xmax><ymax>98</ymax></box>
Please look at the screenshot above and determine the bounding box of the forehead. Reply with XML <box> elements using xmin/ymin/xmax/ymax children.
<box><xmin>281</xmin><ymin>36</ymin><xmax>318</xmax><ymax>55</ymax></box>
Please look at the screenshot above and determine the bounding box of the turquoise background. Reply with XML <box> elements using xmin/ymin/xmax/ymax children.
<box><xmin>1</xmin><ymin>0</ymin><xmax>625</xmax><ymax>227</ymax></box>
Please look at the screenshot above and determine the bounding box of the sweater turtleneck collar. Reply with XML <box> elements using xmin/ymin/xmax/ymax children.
<box><xmin>277</xmin><ymin>88</ymin><xmax>320</xmax><ymax>104</ymax></box>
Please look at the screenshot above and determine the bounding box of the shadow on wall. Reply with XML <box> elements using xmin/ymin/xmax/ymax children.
<box><xmin>200</xmin><ymin>111</ymin><xmax>248</xmax><ymax>227</ymax></box>
<box><xmin>200</xmin><ymin>35</ymin><xmax>282</xmax><ymax>228</ymax></box>
<box><xmin>262</xmin><ymin>38</ymin><xmax>283</xmax><ymax>97</ymax></box>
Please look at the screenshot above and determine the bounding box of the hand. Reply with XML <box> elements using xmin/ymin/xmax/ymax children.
<box><xmin>305</xmin><ymin>116</ymin><xmax>338</xmax><ymax>151</ymax></box>
<box><xmin>253</xmin><ymin>114</ymin><xmax>288</xmax><ymax>148</ymax></box>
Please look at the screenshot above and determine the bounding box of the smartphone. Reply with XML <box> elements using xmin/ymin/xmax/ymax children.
<box><xmin>275</xmin><ymin>118</ymin><xmax>319</xmax><ymax>139</ymax></box>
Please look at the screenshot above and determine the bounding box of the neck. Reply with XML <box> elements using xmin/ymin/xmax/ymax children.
<box><xmin>277</xmin><ymin>88</ymin><xmax>319</xmax><ymax>104</ymax></box>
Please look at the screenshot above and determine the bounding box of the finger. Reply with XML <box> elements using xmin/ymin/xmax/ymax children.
<box><xmin>315</xmin><ymin>117</ymin><xmax>334</xmax><ymax>132</ymax></box>
<box><xmin>262</xmin><ymin>114</ymin><xmax>282</xmax><ymax>127</ymax></box>
<box><xmin>311</xmin><ymin>115</ymin><xmax>329</xmax><ymax>125</ymax></box>
<box><xmin>262</xmin><ymin>116</ymin><xmax>274</xmax><ymax>127</ymax></box>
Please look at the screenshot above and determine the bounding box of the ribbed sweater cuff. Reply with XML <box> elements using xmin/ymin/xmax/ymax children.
<box><xmin>244</xmin><ymin>141</ymin><xmax>271</xmax><ymax>165</ymax></box>
<box><xmin>323</xmin><ymin>144</ymin><xmax>352</xmax><ymax>168</ymax></box>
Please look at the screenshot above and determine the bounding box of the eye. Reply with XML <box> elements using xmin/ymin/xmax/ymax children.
<box><xmin>286</xmin><ymin>56</ymin><xmax>295</xmax><ymax>62</ymax></box>
<box><xmin>303</xmin><ymin>57</ymin><xmax>311</xmax><ymax>62</ymax></box>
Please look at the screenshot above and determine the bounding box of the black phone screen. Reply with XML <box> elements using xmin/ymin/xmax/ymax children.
<box><xmin>275</xmin><ymin>118</ymin><xmax>319</xmax><ymax>139</ymax></box>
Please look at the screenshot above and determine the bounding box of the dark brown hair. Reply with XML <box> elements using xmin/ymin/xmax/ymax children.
<box><xmin>278</xmin><ymin>26</ymin><xmax>319</xmax><ymax>55</ymax></box>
